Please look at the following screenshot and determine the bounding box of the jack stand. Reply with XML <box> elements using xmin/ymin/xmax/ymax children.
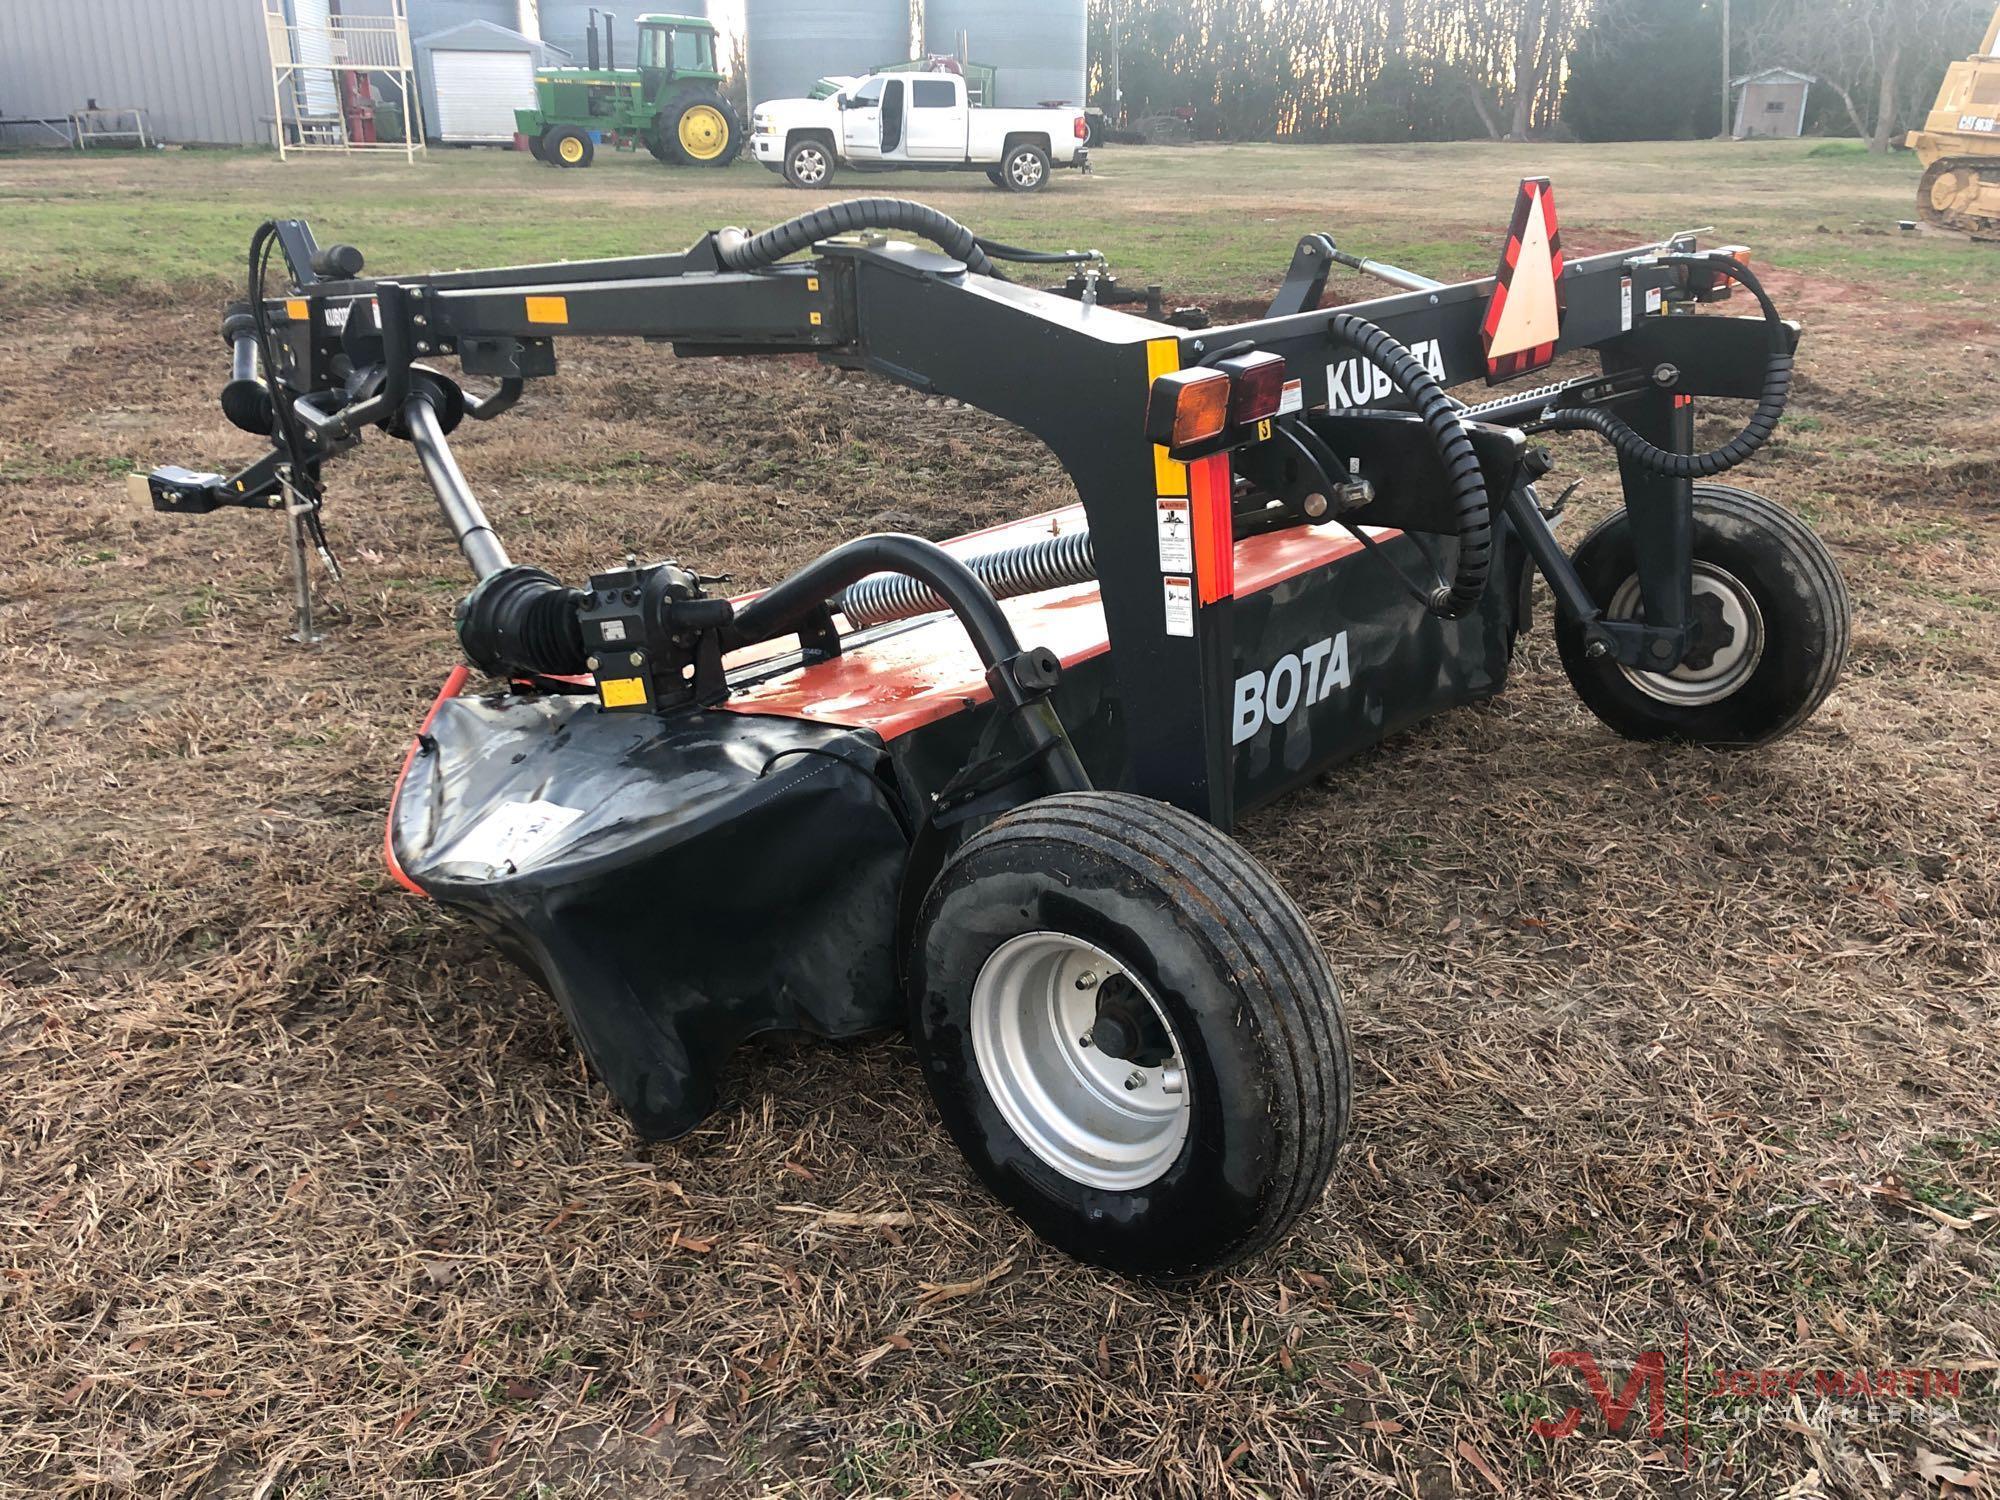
<box><xmin>281</xmin><ymin>469</ymin><xmax>327</xmax><ymax>645</ymax></box>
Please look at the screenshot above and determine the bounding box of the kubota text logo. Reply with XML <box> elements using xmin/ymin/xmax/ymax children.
<box><xmin>1326</xmin><ymin>338</ymin><xmax>1448</xmax><ymax>408</ymax></box>
<box><xmin>1233</xmin><ymin>632</ymin><xmax>1350</xmax><ymax>745</ymax></box>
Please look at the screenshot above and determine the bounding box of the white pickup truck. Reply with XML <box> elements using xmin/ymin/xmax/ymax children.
<box><xmin>751</xmin><ymin>71</ymin><xmax>1090</xmax><ymax>192</ymax></box>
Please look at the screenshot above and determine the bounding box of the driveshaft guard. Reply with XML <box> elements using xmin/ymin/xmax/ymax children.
<box><xmin>391</xmin><ymin>691</ymin><xmax>910</xmax><ymax>1137</ymax></box>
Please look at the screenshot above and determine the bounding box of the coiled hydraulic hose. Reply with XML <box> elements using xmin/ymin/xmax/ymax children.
<box><xmin>716</xmin><ymin>198</ymin><xmax>999</xmax><ymax>278</ymax></box>
<box><xmin>837</xmin><ymin>528</ymin><xmax>1097</xmax><ymax>627</ymax></box>
<box><xmin>1322</xmin><ymin>311</ymin><xmax>1492</xmax><ymax>618</ymax></box>
<box><xmin>1535</xmin><ymin>255</ymin><xmax>1791</xmax><ymax>478</ymax></box>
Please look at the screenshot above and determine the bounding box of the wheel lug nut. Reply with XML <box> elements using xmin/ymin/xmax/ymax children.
<box><xmin>1078</xmin><ymin>1031</ymin><xmax>1094</xmax><ymax>1049</ymax></box>
<box><xmin>1124</xmin><ymin>1071</ymin><xmax>1145</xmax><ymax>1091</ymax></box>
<box><xmin>1585</xmin><ymin>639</ymin><xmax>1609</xmax><ymax>659</ymax></box>
<box><xmin>1075</xmin><ymin>971</ymin><xmax>1097</xmax><ymax>991</ymax></box>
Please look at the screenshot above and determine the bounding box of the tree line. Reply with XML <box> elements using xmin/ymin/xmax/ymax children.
<box><xmin>1090</xmin><ymin>0</ymin><xmax>1993</xmax><ymax>149</ymax></box>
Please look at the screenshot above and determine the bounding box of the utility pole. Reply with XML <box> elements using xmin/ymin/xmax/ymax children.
<box><xmin>1720</xmin><ymin>0</ymin><xmax>1732</xmax><ymax>137</ymax></box>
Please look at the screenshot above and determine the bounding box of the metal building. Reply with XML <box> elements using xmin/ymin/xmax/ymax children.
<box><xmin>1731</xmin><ymin>68</ymin><xmax>1814</xmax><ymax>139</ymax></box>
<box><xmin>924</xmin><ymin>0</ymin><xmax>1085</xmax><ymax>108</ymax></box>
<box><xmin>0</xmin><ymin>0</ymin><xmax>271</xmax><ymax>146</ymax></box>
<box><xmin>743</xmin><ymin>0</ymin><xmax>908</xmax><ymax>110</ymax></box>
<box><xmin>402</xmin><ymin>1</ymin><xmax>707</xmax><ymax>71</ymax></box>
<box><xmin>414</xmin><ymin>19</ymin><xmax>567</xmax><ymax>143</ymax></box>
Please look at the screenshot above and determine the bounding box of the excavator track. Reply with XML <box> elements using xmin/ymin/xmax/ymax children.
<box><xmin>1918</xmin><ymin>157</ymin><xmax>2000</xmax><ymax>239</ymax></box>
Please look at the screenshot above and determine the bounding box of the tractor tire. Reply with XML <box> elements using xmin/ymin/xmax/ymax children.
<box><xmin>908</xmin><ymin>791</ymin><xmax>1351</xmax><ymax>1281</ymax></box>
<box><xmin>783</xmin><ymin>135</ymin><xmax>834</xmax><ymax>189</ymax></box>
<box><xmin>997</xmin><ymin>141</ymin><xmax>1050</xmax><ymax>192</ymax></box>
<box><xmin>528</xmin><ymin>131</ymin><xmax>546</xmax><ymax>162</ymax></box>
<box><xmin>662</xmin><ymin>93</ymin><xmax>741</xmax><ymax>167</ymax></box>
<box><xmin>546</xmin><ymin>127</ymin><xmax>593</xmax><ymax>169</ymax></box>
<box><xmin>1554</xmin><ymin>484</ymin><xmax>1849</xmax><ymax>746</ymax></box>
<box><xmin>644</xmin><ymin>129</ymin><xmax>672</xmax><ymax>163</ymax></box>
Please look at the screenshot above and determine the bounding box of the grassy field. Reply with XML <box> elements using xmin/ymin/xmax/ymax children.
<box><xmin>1</xmin><ymin>138</ymin><xmax>1997</xmax><ymax>1498</ymax></box>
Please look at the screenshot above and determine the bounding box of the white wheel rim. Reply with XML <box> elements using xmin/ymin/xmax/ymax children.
<box><xmin>794</xmin><ymin>148</ymin><xmax>826</xmax><ymax>183</ymax></box>
<box><xmin>969</xmin><ymin>932</ymin><xmax>1190</xmax><ymax>1191</ymax></box>
<box><xmin>1607</xmin><ymin>561</ymin><xmax>1766</xmax><ymax>707</ymax></box>
<box><xmin>1010</xmin><ymin>154</ymin><xmax>1042</xmax><ymax>187</ymax></box>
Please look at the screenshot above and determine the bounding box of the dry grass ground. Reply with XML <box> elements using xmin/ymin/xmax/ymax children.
<box><xmin>1</xmin><ymin>140</ymin><xmax>1996</xmax><ymax>1498</ymax></box>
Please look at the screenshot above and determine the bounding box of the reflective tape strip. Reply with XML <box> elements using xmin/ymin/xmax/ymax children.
<box><xmin>1189</xmin><ymin>452</ymin><xmax>1235</xmax><ymax>604</ymax></box>
<box><xmin>1146</xmin><ymin>337</ymin><xmax>1188</xmax><ymax>498</ymax></box>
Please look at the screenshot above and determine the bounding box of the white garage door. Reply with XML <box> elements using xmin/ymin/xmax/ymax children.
<box><xmin>433</xmin><ymin>50</ymin><xmax>538</xmax><ymax>142</ymax></box>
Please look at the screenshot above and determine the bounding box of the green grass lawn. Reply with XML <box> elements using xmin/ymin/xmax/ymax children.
<box><xmin>0</xmin><ymin>135</ymin><xmax>1983</xmax><ymax>303</ymax></box>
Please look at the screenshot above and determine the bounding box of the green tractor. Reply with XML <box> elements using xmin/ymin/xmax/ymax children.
<box><xmin>517</xmin><ymin>11</ymin><xmax>741</xmax><ymax>170</ymax></box>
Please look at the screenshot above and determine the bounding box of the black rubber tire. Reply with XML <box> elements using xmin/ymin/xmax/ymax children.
<box><xmin>662</xmin><ymin>92</ymin><xmax>742</xmax><ymax>167</ymax></box>
<box><xmin>908</xmin><ymin>791</ymin><xmax>1351</xmax><ymax>1280</ymax></box>
<box><xmin>997</xmin><ymin>142</ymin><xmax>1050</xmax><ymax>192</ymax></box>
<box><xmin>1555</xmin><ymin>484</ymin><xmax>1849</xmax><ymax>745</ymax></box>
<box><xmin>644</xmin><ymin>129</ymin><xmax>671</xmax><ymax>163</ymax></box>
<box><xmin>783</xmin><ymin>136</ymin><xmax>834</xmax><ymax>189</ymax></box>
<box><xmin>984</xmin><ymin>167</ymin><xmax>1005</xmax><ymax>187</ymax></box>
<box><xmin>528</xmin><ymin>131</ymin><xmax>546</xmax><ymax>162</ymax></box>
<box><xmin>546</xmin><ymin>126</ymin><xmax>593</xmax><ymax>169</ymax></box>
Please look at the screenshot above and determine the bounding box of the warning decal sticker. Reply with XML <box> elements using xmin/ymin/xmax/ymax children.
<box><xmin>1156</xmin><ymin>497</ymin><xmax>1193</xmax><ymax>572</ymax></box>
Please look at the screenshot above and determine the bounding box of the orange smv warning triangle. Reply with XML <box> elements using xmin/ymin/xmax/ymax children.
<box><xmin>1481</xmin><ymin>177</ymin><xmax>1566</xmax><ymax>383</ymax></box>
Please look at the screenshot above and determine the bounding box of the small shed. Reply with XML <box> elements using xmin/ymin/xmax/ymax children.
<box><xmin>1732</xmin><ymin>68</ymin><xmax>1813</xmax><ymax>139</ymax></box>
<box><xmin>414</xmin><ymin>19</ymin><xmax>568</xmax><ymax>144</ymax></box>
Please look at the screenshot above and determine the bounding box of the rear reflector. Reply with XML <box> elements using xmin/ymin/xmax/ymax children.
<box><xmin>1146</xmin><ymin>367</ymin><xmax>1231</xmax><ymax>449</ymax></box>
<box><xmin>1219</xmin><ymin>351</ymin><xmax>1286</xmax><ymax>426</ymax></box>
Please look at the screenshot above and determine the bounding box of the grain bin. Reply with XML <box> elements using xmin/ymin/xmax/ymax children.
<box><xmin>745</xmin><ymin>0</ymin><xmax>909</xmax><ymax>109</ymax></box>
<box><xmin>923</xmin><ymin>0</ymin><xmax>1085</xmax><ymax>108</ymax></box>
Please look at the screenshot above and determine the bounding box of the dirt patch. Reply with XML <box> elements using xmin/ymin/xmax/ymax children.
<box><xmin>2</xmin><ymin>249</ymin><xmax>1997</xmax><ymax>1500</ymax></box>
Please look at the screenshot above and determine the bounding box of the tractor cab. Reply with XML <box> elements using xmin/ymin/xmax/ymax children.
<box><xmin>517</xmin><ymin>10</ymin><xmax>740</xmax><ymax>170</ymax></box>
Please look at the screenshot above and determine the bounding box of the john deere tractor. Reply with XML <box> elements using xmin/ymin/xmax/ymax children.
<box><xmin>518</xmin><ymin>11</ymin><xmax>741</xmax><ymax>169</ymax></box>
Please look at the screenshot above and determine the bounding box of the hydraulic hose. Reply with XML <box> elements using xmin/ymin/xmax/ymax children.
<box><xmin>716</xmin><ymin>199</ymin><xmax>999</xmax><ymax>278</ymax></box>
<box><xmin>1534</xmin><ymin>255</ymin><xmax>1792</xmax><ymax>479</ymax></box>
<box><xmin>1324</xmin><ymin>311</ymin><xmax>1492</xmax><ymax>618</ymax></box>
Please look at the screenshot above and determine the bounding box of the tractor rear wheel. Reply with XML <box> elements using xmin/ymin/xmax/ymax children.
<box><xmin>546</xmin><ymin>127</ymin><xmax>593</xmax><ymax>169</ymax></box>
<box><xmin>1555</xmin><ymin>484</ymin><xmax>1849</xmax><ymax>745</ymax></box>
<box><xmin>663</xmin><ymin>94</ymin><xmax>741</xmax><ymax>167</ymax></box>
<box><xmin>644</xmin><ymin>129</ymin><xmax>672</xmax><ymax>162</ymax></box>
<box><xmin>908</xmin><ymin>791</ymin><xmax>1351</xmax><ymax>1280</ymax></box>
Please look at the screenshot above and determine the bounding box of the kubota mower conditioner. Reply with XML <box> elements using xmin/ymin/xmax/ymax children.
<box><xmin>144</xmin><ymin>186</ymin><xmax>1847</xmax><ymax>1278</ymax></box>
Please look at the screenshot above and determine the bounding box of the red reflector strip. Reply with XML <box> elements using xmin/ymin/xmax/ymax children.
<box><xmin>1189</xmin><ymin>453</ymin><xmax>1235</xmax><ymax>604</ymax></box>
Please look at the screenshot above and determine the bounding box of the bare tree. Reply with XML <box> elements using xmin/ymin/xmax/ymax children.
<box><xmin>1746</xmin><ymin>0</ymin><xmax>1989</xmax><ymax>150</ymax></box>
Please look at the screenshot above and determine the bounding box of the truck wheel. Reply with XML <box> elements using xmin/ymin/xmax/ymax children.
<box><xmin>908</xmin><ymin>791</ymin><xmax>1351</xmax><ymax>1280</ymax></box>
<box><xmin>664</xmin><ymin>94</ymin><xmax>741</xmax><ymax>166</ymax></box>
<box><xmin>546</xmin><ymin>127</ymin><xmax>593</xmax><ymax>169</ymax></box>
<box><xmin>783</xmin><ymin>136</ymin><xmax>833</xmax><ymax>189</ymax></box>
<box><xmin>1555</xmin><ymin>484</ymin><xmax>1849</xmax><ymax>745</ymax></box>
<box><xmin>998</xmin><ymin>142</ymin><xmax>1049</xmax><ymax>192</ymax></box>
<box><xmin>984</xmin><ymin>167</ymin><xmax>1005</xmax><ymax>186</ymax></box>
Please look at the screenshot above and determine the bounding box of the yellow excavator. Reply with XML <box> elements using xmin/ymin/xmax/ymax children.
<box><xmin>1907</xmin><ymin>4</ymin><xmax>2000</xmax><ymax>236</ymax></box>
